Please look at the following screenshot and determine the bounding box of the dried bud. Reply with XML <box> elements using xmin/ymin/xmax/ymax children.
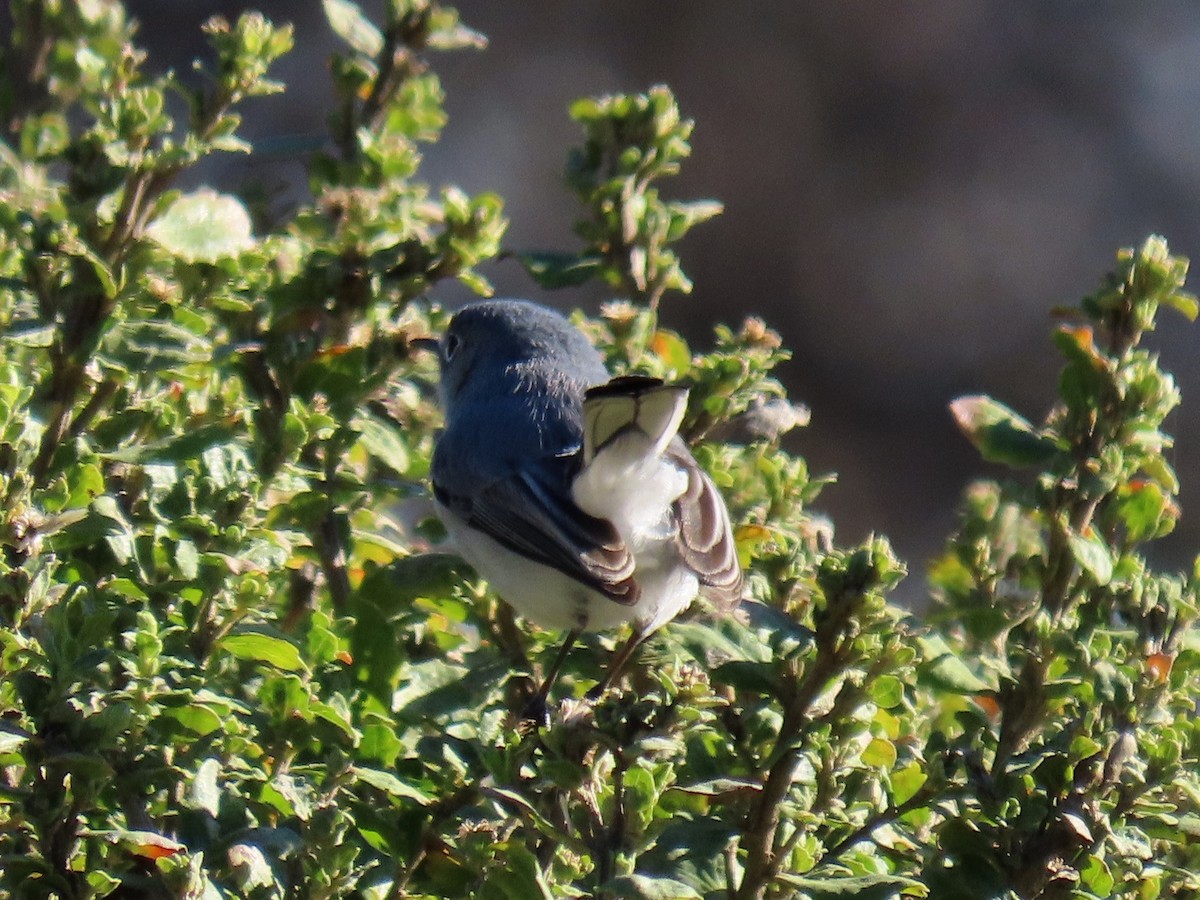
<box><xmin>600</xmin><ymin>300</ymin><xmax>638</xmax><ymax>325</ymax></box>
<box><xmin>740</xmin><ymin>317</ymin><xmax>782</xmax><ymax>350</ymax></box>
<box><xmin>707</xmin><ymin>397</ymin><xmax>810</xmax><ymax>444</ymax></box>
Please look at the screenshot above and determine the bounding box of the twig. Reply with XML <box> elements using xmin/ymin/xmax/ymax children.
<box><xmin>386</xmin><ymin>831</ymin><xmax>429</xmax><ymax>899</ymax></box>
<box><xmin>314</xmin><ymin>508</ymin><xmax>351</xmax><ymax>615</ymax></box>
<box><xmin>594</xmin><ymin>759</ymin><xmax>628</xmax><ymax>892</ymax></box>
<box><xmin>66</xmin><ymin>377</ymin><xmax>118</xmax><ymax>438</ymax></box>
<box><xmin>736</xmin><ymin>747</ymin><xmax>803</xmax><ymax>899</ymax></box>
<box><xmin>818</xmin><ymin>790</ymin><xmax>936</xmax><ymax>866</ymax></box>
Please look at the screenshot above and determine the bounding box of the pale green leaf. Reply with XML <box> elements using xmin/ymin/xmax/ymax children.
<box><xmin>176</xmin><ymin>538</ymin><xmax>200</xmax><ymax>580</ymax></box>
<box><xmin>353</xmin><ymin>766</ymin><xmax>432</xmax><ymax>804</ymax></box>
<box><xmin>228</xmin><ymin>843</ymin><xmax>275</xmax><ymax>889</ymax></box>
<box><xmin>353</xmin><ymin>414</ymin><xmax>409</xmax><ymax>475</ymax></box>
<box><xmin>601</xmin><ymin>875</ymin><xmax>702</xmax><ymax>899</ymax></box>
<box><xmin>322</xmin><ymin>0</ymin><xmax>383</xmax><ymax>56</ymax></box>
<box><xmin>191</xmin><ymin>758</ymin><xmax>221</xmax><ymax>817</ymax></box>
<box><xmin>949</xmin><ymin>395</ymin><xmax>1062</xmax><ymax>468</ymax></box>
<box><xmin>1067</xmin><ymin>528</ymin><xmax>1114</xmax><ymax>586</ymax></box>
<box><xmin>220</xmin><ymin>633</ymin><xmax>307</xmax><ymax>672</ymax></box>
<box><xmin>147</xmin><ymin>189</ymin><xmax>254</xmax><ymax>263</ymax></box>
<box><xmin>920</xmin><ymin>652</ymin><xmax>991</xmax><ymax>694</ymax></box>
<box><xmin>861</xmin><ymin>737</ymin><xmax>898</xmax><ymax>768</ymax></box>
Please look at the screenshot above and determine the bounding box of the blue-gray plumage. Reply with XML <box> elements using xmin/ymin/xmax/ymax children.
<box><xmin>425</xmin><ymin>299</ymin><xmax>742</xmax><ymax>710</ymax></box>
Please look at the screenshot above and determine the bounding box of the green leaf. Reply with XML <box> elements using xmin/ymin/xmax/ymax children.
<box><xmin>483</xmin><ymin>787</ymin><xmax>571</xmax><ymax>845</ymax></box>
<box><xmin>871</xmin><ymin>674</ymin><xmax>905</xmax><ymax>709</ymax></box>
<box><xmin>87</xmin><ymin>495</ymin><xmax>140</xmax><ymax>570</ymax></box>
<box><xmin>65</xmin><ymin>463</ymin><xmax>105</xmax><ymax>508</ymax></box>
<box><xmin>227</xmin><ymin>842</ymin><xmax>275</xmax><ymax>889</ymax></box>
<box><xmin>666</xmin><ymin>617</ymin><xmax>776</xmax><ymax>664</ymax></box>
<box><xmin>220</xmin><ymin>632</ymin><xmax>307</xmax><ymax>672</ymax></box>
<box><xmin>949</xmin><ymin>395</ymin><xmax>1062</xmax><ymax>467</ymax></box>
<box><xmin>106</xmin><ymin>577</ymin><xmax>148</xmax><ymax>601</ymax></box>
<box><xmin>776</xmin><ymin>872</ymin><xmax>927</xmax><ymax>898</ymax></box>
<box><xmin>70</xmin><ymin>240</ymin><xmax>118</xmax><ymax>299</ymax></box>
<box><xmin>0</xmin><ymin>729</ymin><xmax>27</xmax><ymax>755</ymax></box>
<box><xmin>671</xmin><ymin>778</ymin><xmax>760</xmax><ymax>797</ymax></box>
<box><xmin>147</xmin><ymin>189</ymin><xmax>254</xmax><ymax>262</ymax></box>
<box><xmin>517</xmin><ymin>252</ymin><xmax>604</xmax><ymax>289</ymax></box>
<box><xmin>426</xmin><ymin>8</ymin><xmax>488</xmax><ymax>50</ymax></box>
<box><xmin>892</xmin><ymin>761</ymin><xmax>928</xmax><ymax>805</ymax></box>
<box><xmin>89</xmin><ymin>829</ymin><xmax>186</xmax><ymax>858</ymax></box>
<box><xmin>1141</xmin><ymin>454</ymin><xmax>1180</xmax><ymax>494</ymax></box>
<box><xmin>1067</xmin><ymin>528</ymin><xmax>1114</xmax><ymax>586</ymax></box>
<box><xmin>457</xmin><ymin>268</ymin><xmax>493</xmax><ymax>297</ymax></box>
<box><xmin>665</xmin><ymin>199</ymin><xmax>723</xmax><ymax>241</ymax></box>
<box><xmin>1053</xmin><ymin>324</ymin><xmax>1105</xmax><ymax>367</ymax></box>
<box><xmin>1080</xmin><ymin>856</ymin><xmax>1114</xmax><ymax>896</ymax></box>
<box><xmin>480</xmin><ymin>842</ymin><xmax>554</xmax><ymax>900</ymax></box>
<box><xmin>601</xmin><ymin>875</ymin><xmax>702</xmax><ymax>899</ymax></box>
<box><xmin>353</xmin><ymin>766</ymin><xmax>432</xmax><ymax>805</ymax></box>
<box><xmin>360</xmin><ymin>716</ymin><xmax>404</xmax><ymax>767</ymax></box>
<box><xmin>1117</xmin><ymin>480</ymin><xmax>1173</xmax><ymax>543</ymax></box>
<box><xmin>1162</xmin><ymin>289</ymin><xmax>1200</xmax><ymax>321</ymax></box>
<box><xmin>176</xmin><ymin>539</ymin><xmax>200</xmax><ymax>580</ymax></box>
<box><xmin>2</xmin><ymin>320</ymin><xmax>56</xmax><ymax>347</ymax></box>
<box><xmin>648</xmin><ymin>328</ymin><xmax>691</xmax><ymax>374</ymax></box>
<box><xmin>191</xmin><ymin>758</ymin><xmax>221</xmax><ymax>817</ymax></box>
<box><xmin>353</xmin><ymin>413</ymin><xmax>409</xmax><ymax>475</ymax></box>
<box><xmin>100</xmin><ymin>422</ymin><xmax>240</xmax><ymax>463</ymax></box>
<box><xmin>104</xmin><ymin>319</ymin><xmax>211</xmax><ymax>371</ymax></box>
<box><xmin>357</xmin><ymin>554</ymin><xmax>470</xmax><ymax>614</ymax></box>
<box><xmin>85</xmin><ymin>871</ymin><xmax>121</xmax><ymax>897</ymax></box>
<box><xmin>861</xmin><ymin>737</ymin><xmax>898</xmax><ymax>768</ymax></box>
<box><xmin>712</xmin><ymin>660</ymin><xmax>780</xmax><ymax>696</ymax></box>
<box><xmin>310</xmin><ymin>697</ymin><xmax>358</xmax><ymax>740</ymax></box>
<box><xmin>306</xmin><ymin>611</ymin><xmax>341</xmax><ymax>665</ymax></box>
<box><xmin>322</xmin><ymin>0</ymin><xmax>383</xmax><ymax>57</ymax></box>
<box><xmin>164</xmin><ymin>702</ymin><xmax>225</xmax><ymax>736</ymax></box>
<box><xmin>919</xmin><ymin>652</ymin><xmax>991</xmax><ymax>695</ymax></box>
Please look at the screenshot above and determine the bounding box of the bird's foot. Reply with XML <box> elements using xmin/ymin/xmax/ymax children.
<box><xmin>519</xmin><ymin>694</ymin><xmax>552</xmax><ymax>729</ymax></box>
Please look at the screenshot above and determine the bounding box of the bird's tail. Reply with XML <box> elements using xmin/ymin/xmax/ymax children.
<box><xmin>581</xmin><ymin>375</ymin><xmax>688</xmax><ymax>466</ymax></box>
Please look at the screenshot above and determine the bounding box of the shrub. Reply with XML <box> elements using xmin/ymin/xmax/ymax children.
<box><xmin>0</xmin><ymin>2</ymin><xmax>1197</xmax><ymax>897</ymax></box>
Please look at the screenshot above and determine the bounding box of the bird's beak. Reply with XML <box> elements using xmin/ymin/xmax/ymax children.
<box><xmin>409</xmin><ymin>336</ymin><xmax>440</xmax><ymax>354</ymax></box>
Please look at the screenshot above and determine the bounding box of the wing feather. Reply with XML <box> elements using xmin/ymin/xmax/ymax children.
<box><xmin>434</xmin><ymin>461</ymin><xmax>640</xmax><ymax>605</ymax></box>
<box><xmin>668</xmin><ymin>446</ymin><xmax>743</xmax><ymax>609</ymax></box>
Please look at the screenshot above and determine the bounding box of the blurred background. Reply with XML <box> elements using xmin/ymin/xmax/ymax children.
<box><xmin>122</xmin><ymin>0</ymin><xmax>1200</xmax><ymax>602</ymax></box>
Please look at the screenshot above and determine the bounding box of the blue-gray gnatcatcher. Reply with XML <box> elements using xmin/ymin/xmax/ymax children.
<box><xmin>422</xmin><ymin>300</ymin><xmax>743</xmax><ymax>713</ymax></box>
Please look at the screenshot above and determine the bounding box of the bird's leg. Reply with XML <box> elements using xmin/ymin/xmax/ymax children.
<box><xmin>522</xmin><ymin>627</ymin><xmax>582</xmax><ymax>725</ymax></box>
<box><xmin>586</xmin><ymin>625</ymin><xmax>648</xmax><ymax>701</ymax></box>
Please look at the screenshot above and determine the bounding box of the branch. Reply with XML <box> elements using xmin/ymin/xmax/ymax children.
<box><xmin>734</xmin><ymin>605</ymin><xmax>857</xmax><ymax>898</ymax></box>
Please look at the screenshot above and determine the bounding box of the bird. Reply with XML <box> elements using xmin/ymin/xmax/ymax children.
<box><xmin>420</xmin><ymin>299</ymin><xmax>743</xmax><ymax>717</ymax></box>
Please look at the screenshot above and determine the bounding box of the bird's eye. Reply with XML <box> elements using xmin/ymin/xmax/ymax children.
<box><xmin>443</xmin><ymin>333</ymin><xmax>461</xmax><ymax>361</ymax></box>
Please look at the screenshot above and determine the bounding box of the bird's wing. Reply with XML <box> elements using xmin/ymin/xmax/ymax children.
<box><xmin>434</xmin><ymin>459</ymin><xmax>640</xmax><ymax>606</ymax></box>
<box><xmin>668</xmin><ymin>445</ymin><xmax>744</xmax><ymax>610</ymax></box>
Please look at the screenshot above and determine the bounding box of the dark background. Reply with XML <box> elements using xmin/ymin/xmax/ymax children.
<box><xmin>117</xmin><ymin>1</ymin><xmax>1200</xmax><ymax>601</ymax></box>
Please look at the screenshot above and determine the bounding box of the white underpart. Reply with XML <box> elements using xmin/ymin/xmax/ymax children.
<box><xmin>437</xmin><ymin>509</ymin><xmax>608</xmax><ymax>631</ymax></box>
